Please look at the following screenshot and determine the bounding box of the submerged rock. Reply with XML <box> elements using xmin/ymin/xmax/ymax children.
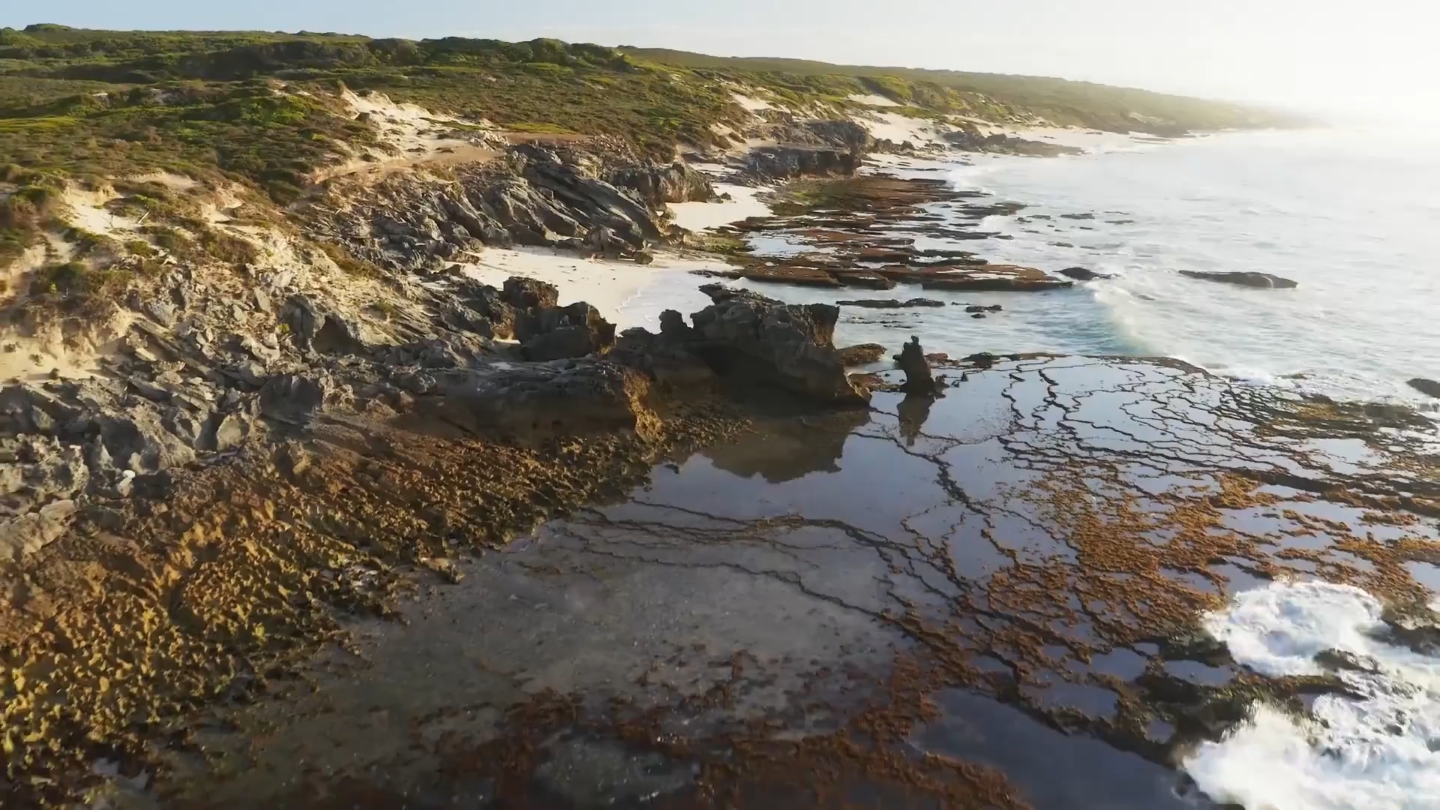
<box><xmin>837</xmin><ymin>298</ymin><xmax>946</xmax><ymax>309</ymax></box>
<box><xmin>1180</xmin><ymin>270</ymin><xmax>1298</xmax><ymax>289</ymax></box>
<box><xmin>1059</xmin><ymin>267</ymin><xmax>1115</xmax><ymax>281</ymax></box>
<box><xmin>1408</xmin><ymin>378</ymin><xmax>1440</xmax><ymax>400</ymax></box>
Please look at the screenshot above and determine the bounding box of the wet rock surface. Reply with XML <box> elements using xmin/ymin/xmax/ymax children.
<box><xmin>1059</xmin><ymin>266</ymin><xmax>1115</xmax><ymax>281</ymax></box>
<box><xmin>1408</xmin><ymin>377</ymin><xmax>1440</xmax><ymax>399</ymax></box>
<box><xmin>837</xmin><ymin>343</ymin><xmax>888</xmax><ymax>366</ymax></box>
<box><xmin>127</xmin><ymin>356</ymin><xmax>1439</xmax><ymax>809</ymax></box>
<box><xmin>837</xmin><ymin>297</ymin><xmax>947</xmax><ymax>309</ymax></box>
<box><xmin>1180</xmin><ymin>270</ymin><xmax>1299</xmax><ymax>289</ymax></box>
<box><xmin>714</xmin><ymin>176</ymin><xmax>1074</xmax><ymax>294</ymax></box>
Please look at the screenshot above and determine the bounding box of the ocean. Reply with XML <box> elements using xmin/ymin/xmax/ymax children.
<box><xmin>694</xmin><ymin>129</ymin><xmax>1440</xmax><ymax>809</ymax></box>
<box><xmin>722</xmin><ymin>127</ymin><xmax>1440</xmax><ymax>410</ymax></box>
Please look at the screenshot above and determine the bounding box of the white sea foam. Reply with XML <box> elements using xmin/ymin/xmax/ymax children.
<box><xmin>1183</xmin><ymin>581</ymin><xmax>1440</xmax><ymax>810</ymax></box>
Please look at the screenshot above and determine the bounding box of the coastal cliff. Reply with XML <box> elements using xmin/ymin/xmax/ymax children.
<box><xmin>5</xmin><ymin>24</ymin><xmax>1422</xmax><ymax>810</ymax></box>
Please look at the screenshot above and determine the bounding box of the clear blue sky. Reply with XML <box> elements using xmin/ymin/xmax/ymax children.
<box><xmin>5</xmin><ymin>1</ymin><xmax>1435</xmax><ymax>121</ymax></box>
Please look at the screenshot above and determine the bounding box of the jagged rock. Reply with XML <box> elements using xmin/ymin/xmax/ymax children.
<box><xmin>896</xmin><ymin>337</ymin><xmax>940</xmax><ymax>395</ymax></box>
<box><xmin>285</xmin><ymin>295</ymin><xmax>326</xmax><ymax>352</ymax></box>
<box><xmin>608</xmin><ymin>162</ymin><xmax>714</xmax><ymax>206</ymax></box>
<box><xmin>1408</xmin><ymin>378</ymin><xmax>1440</xmax><ymax>400</ymax></box>
<box><xmin>144</xmin><ymin>298</ymin><xmax>178</xmax><ymax>327</ymax></box>
<box><xmin>943</xmin><ymin>130</ymin><xmax>1085</xmax><ymax>157</ymax></box>
<box><xmin>260</xmin><ymin>375</ymin><xmax>330</xmax><ymax>426</ymax></box>
<box><xmin>419</xmin><ymin>361</ymin><xmax>657</xmax><ymax>438</ymax></box>
<box><xmin>1</xmin><ymin>499</ymin><xmax>76</xmax><ymax>562</ymax></box>
<box><xmin>1180</xmin><ymin>271</ymin><xmax>1298</xmax><ymax>289</ymax></box>
<box><xmin>837</xmin><ymin>344</ymin><xmax>887</xmax><ymax>366</ymax></box>
<box><xmin>516</xmin><ymin>303</ymin><xmax>617</xmax><ymax>362</ymax></box>
<box><xmin>658</xmin><ymin>310</ymin><xmax>691</xmax><ymax>339</ymax></box>
<box><xmin>502</xmin><ymin>277</ymin><xmax>560</xmax><ymax>311</ymax></box>
<box><xmin>1059</xmin><ymin>267</ymin><xmax>1115</xmax><ymax>281</ymax></box>
<box><xmin>837</xmin><ymin>298</ymin><xmax>946</xmax><ymax>309</ymax></box>
<box><xmin>964</xmin><ymin>352</ymin><xmax>998</xmax><ymax>369</ymax></box>
<box><xmin>806</xmin><ymin>120</ymin><xmax>874</xmax><ymax>153</ymax></box>
<box><xmin>518</xmin><ymin>145</ymin><xmax>664</xmax><ymax>247</ymax></box>
<box><xmin>746</xmin><ymin>145</ymin><xmax>860</xmax><ymax>179</ymax></box>
<box><xmin>211</xmin><ymin>413</ymin><xmax>250</xmax><ymax>452</ymax></box>
<box><xmin>582</xmin><ymin>225</ymin><xmax>627</xmax><ymax>260</ymax></box>
<box><xmin>684</xmin><ymin>285</ymin><xmax>869</xmax><ymax>406</ymax></box>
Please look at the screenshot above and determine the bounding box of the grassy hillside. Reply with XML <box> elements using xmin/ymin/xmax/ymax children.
<box><xmin>619</xmin><ymin>48</ymin><xmax>1293</xmax><ymax>134</ymax></box>
<box><xmin>0</xmin><ymin>24</ymin><xmax>1296</xmax><ymax>271</ymax></box>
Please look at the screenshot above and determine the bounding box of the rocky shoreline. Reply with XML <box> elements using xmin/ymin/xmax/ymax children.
<box><xmin>2</xmin><ymin>101</ymin><xmax>1437</xmax><ymax>808</ymax></box>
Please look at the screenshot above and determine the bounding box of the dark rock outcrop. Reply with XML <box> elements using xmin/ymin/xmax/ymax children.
<box><xmin>1180</xmin><ymin>271</ymin><xmax>1298</xmax><ymax>289</ymax></box>
<box><xmin>895</xmin><ymin>337</ymin><xmax>940</xmax><ymax>395</ymax></box>
<box><xmin>837</xmin><ymin>344</ymin><xmax>887</xmax><ymax>366</ymax></box>
<box><xmin>746</xmin><ymin>145</ymin><xmax>860</xmax><ymax>180</ymax></box>
<box><xmin>1408</xmin><ymin>378</ymin><xmax>1440</xmax><ymax>400</ymax></box>
<box><xmin>516</xmin><ymin>302</ymin><xmax>618</xmax><ymax>362</ymax></box>
<box><xmin>607</xmin><ymin>162</ymin><xmax>715</xmax><ymax>207</ymax></box>
<box><xmin>678</xmin><ymin>285</ymin><xmax>870</xmax><ymax>406</ymax></box>
<box><xmin>837</xmin><ymin>298</ymin><xmax>947</xmax><ymax>309</ymax></box>
<box><xmin>1059</xmin><ymin>267</ymin><xmax>1115</xmax><ymax>281</ymax></box>
<box><xmin>419</xmin><ymin>361</ymin><xmax>656</xmax><ymax>438</ymax></box>
<box><xmin>942</xmin><ymin>130</ymin><xmax>1085</xmax><ymax>157</ymax></box>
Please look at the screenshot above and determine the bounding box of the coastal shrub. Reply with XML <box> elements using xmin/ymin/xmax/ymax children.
<box><xmin>0</xmin><ymin>26</ymin><xmax>1297</xmax><ymax>198</ymax></box>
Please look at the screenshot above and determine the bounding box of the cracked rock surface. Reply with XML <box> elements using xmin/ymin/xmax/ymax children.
<box><xmin>128</xmin><ymin>356</ymin><xmax>1439</xmax><ymax>809</ymax></box>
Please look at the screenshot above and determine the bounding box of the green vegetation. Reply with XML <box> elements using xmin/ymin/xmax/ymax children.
<box><xmin>0</xmin><ymin>23</ymin><xmax>1296</xmax><ymax>289</ymax></box>
<box><xmin>0</xmin><ymin>24</ymin><xmax>1295</xmax><ymax>199</ymax></box>
<box><xmin>620</xmin><ymin>48</ymin><xmax>1302</xmax><ymax>134</ymax></box>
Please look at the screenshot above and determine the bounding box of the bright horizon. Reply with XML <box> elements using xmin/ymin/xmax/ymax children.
<box><xmin>5</xmin><ymin>1</ymin><xmax>1438</xmax><ymax>124</ymax></box>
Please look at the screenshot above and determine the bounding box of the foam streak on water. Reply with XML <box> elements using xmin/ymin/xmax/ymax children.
<box><xmin>938</xmin><ymin>128</ymin><xmax>1440</xmax><ymax>407</ymax></box>
<box><xmin>1183</xmin><ymin>581</ymin><xmax>1440</xmax><ymax>810</ymax></box>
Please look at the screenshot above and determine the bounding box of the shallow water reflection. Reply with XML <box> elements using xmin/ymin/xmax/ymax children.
<box><xmin>150</xmin><ymin>356</ymin><xmax>1438</xmax><ymax>809</ymax></box>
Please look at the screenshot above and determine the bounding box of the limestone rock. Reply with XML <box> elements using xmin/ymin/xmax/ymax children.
<box><xmin>260</xmin><ymin>375</ymin><xmax>331</xmax><ymax>425</ymax></box>
<box><xmin>837</xmin><ymin>344</ymin><xmax>888</xmax><ymax>366</ymax></box>
<box><xmin>837</xmin><ymin>298</ymin><xmax>946</xmax><ymax>309</ymax></box>
<box><xmin>517</xmin><ymin>303</ymin><xmax>618</xmax><ymax>362</ymax></box>
<box><xmin>1180</xmin><ymin>271</ymin><xmax>1298</xmax><ymax>289</ymax></box>
<box><xmin>0</xmin><ymin>499</ymin><xmax>76</xmax><ymax>562</ymax></box>
<box><xmin>607</xmin><ymin>162</ymin><xmax>714</xmax><ymax>206</ymax></box>
<box><xmin>1059</xmin><ymin>267</ymin><xmax>1115</xmax><ymax>281</ymax></box>
<box><xmin>420</xmin><ymin>361</ymin><xmax>657</xmax><ymax>438</ymax></box>
<box><xmin>685</xmin><ymin>285</ymin><xmax>869</xmax><ymax>406</ymax></box>
<box><xmin>896</xmin><ymin>337</ymin><xmax>940</xmax><ymax>395</ymax></box>
<box><xmin>1408</xmin><ymin>378</ymin><xmax>1440</xmax><ymax>400</ymax></box>
<box><xmin>746</xmin><ymin>145</ymin><xmax>860</xmax><ymax>180</ymax></box>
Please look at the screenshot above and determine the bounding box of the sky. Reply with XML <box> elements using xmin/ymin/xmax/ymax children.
<box><xmin>5</xmin><ymin>1</ymin><xmax>1438</xmax><ymax>122</ymax></box>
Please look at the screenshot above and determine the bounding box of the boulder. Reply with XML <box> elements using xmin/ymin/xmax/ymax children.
<box><xmin>895</xmin><ymin>337</ymin><xmax>940</xmax><ymax>395</ymax></box>
<box><xmin>1408</xmin><ymin>378</ymin><xmax>1440</xmax><ymax>400</ymax></box>
<box><xmin>517</xmin><ymin>303</ymin><xmax>618</xmax><ymax>362</ymax></box>
<box><xmin>1180</xmin><ymin>271</ymin><xmax>1298</xmax><ymax>289</ymax></box>
<box><xmin>837</xmin><ymin>344</ymin><xmax>887</xmax><ymax>366</ymax></box>
<box><xmin>608</xmin><ymin>162</ymin><xmax>715</xmax><ymax>207</ymax></box>
<box><xmin>260</xmin><ymin>374</ymin><xmax>331</xmax><ymax>425</ymax></box>
<box><xmin>502</xmin><ymin>277</ymin><xmax>560</xmax><ymax>311</ymax></box>
<box><xmin>746</xmin><ymin>145</ymin><xmax>859</xmax><ymax>180</ymax></box>
<box><xmin>1059</xmin><ymin>267</ymin><xmax>1115</xmax><ymax>281</ymax></box>
<box><xmin>837</xmin><ymin>298</ymin><xmax>947</xmax><ymax>309</ymax></box>
<box><xmin>0</xmin><ymin>499</ymin><xmax>77</xmax><ymax>563</ymax></box>
<box><xmin>419</xmin><ymin>361</ymin><xmax>657</xmax><ymax>438</ymax></box>
<box><xmin>684</xmin><ymin>285</ymin><xmax>869</xmax><ymax>406</ymax></box>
